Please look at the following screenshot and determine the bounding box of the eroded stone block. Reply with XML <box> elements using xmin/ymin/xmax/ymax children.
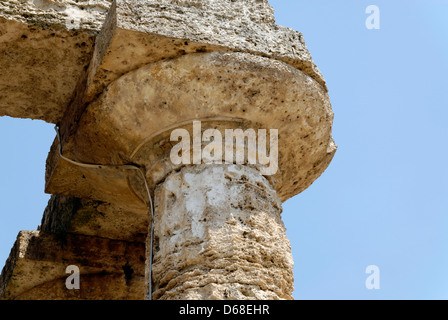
<box><xmin>40</xmin><ymin>195</ymin><xmax>148</xmax><ymax>242</ymax></box>
<box><xmin>0</xmin><ymin>0</ymin><xmax>112</xmax><ymax>123</ymax></box>
<box><xmin>0</xmin><ymin>230</ymin><xmax>145</xmax><ymax>300</ymax></box>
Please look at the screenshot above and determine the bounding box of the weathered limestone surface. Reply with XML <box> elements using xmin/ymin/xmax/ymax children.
<box><xmin>0</xmin><ymin>1</ymin><xmax>111</xmax><ymax>31</ymax></box>
<box><xmin>84</xmin><ymin>0</ymin><xmax>326</xmax><ymax>104</ymax></box>
<box><xmin>0</xmin><ymin>230</ymin><xmax>145</xmax><ymax>300</ymax></box>
<box><xmin>40</xmin><ymin>195</ymin><xmax>148</xmax><ymax>242</ymax></box>
<box><xmin>46</xmin><ymin>52</ymin><xmax>336</xmax><ymax>209</ymax></box>
<box><xmin>0</xmin><ymin>0</ymin><xmax>337</xmax><ymax>300</ymax></box>
<box><xmin>0</xmin><ymin>0</ymin><xmax>325</xmax><ymax>123</ymax></box>
<box><xmin>150</xmin><ymin>164</ymin><xmax>293</xmax><ymax>300</ymax></box>
<box><xmin>0</xmin><ymin>0</ymin><xmax>112</xmax><ymax>123</ymax></box>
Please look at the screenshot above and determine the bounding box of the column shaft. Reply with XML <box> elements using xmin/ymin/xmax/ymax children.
<box><xmin>148</xmin><ymin>164</ymin><xmax>294</xmax><ymax>300</ymax></box>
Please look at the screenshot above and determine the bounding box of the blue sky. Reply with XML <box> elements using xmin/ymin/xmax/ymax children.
<box><xmin>272</xmin><ymin>0</ymin><xmax>448</xmax><ymax>299</ymax></box>
<box><xmin>0</xmin><ymin>1</ymin><xmax>447</xmax><ymax>300</ymax></box>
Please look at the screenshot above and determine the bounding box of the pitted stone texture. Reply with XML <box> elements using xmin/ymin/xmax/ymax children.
<box><xmin>0</xmin><ymin>230</ymin><xmax>145</xmax><ymax>300</ymax></box>
<box><xmin>0</xmin><ymin>1</ymin><xmax>112</xmax><ymax>123</ymax></box>
<box><xmin>0</xmin><ymin>18</ymin><xmax>95</xmax><ymax>123</ymax></box>
<box><xmin>149</xmin><ymin>164</ymin><xmax>294</xmax><ymax>300</ymax></box>
<box><xmin>85</xmin><ymin>0</ymin><xmax>326</xmax><ymax>101</ymax></box>
<box><xmin>40</xmin><ymin>195</ymin><xmax>148</xmax><ymax>242</ymax></box>
<box><xmin>65</xmin><ymin>52</ymin><xmax>335</xmax><ymax>204</ymax></box>
<box><xmin>112</xmin><ymin>0</ymin><xmax>323</xmax><ymax>85</ymax></box>
<box><xmin>0</xmin><ymin>0</ymin><xmax>325</xmax><ymax>123</ymax></box>
<box><xmin>0</xmin><ymin>0</ymin><xmax>111</xmax><ymax>32</ymax></box>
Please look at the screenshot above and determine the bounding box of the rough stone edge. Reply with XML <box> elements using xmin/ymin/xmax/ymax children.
<box><xmin>0</xmin><ymin>0</ymin><xmax>111</xmax><ymax>34</ymax></box>
<box><xmin>0</xmin><ymin>230</ymin><xmax>146</xmax><ymax>300</ymax></box>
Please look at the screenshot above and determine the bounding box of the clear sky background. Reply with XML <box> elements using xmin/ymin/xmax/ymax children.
<box><xmin>0</xmin><ymin>0</ymin><xmax>447</xmax><ymax>300</ymax></box>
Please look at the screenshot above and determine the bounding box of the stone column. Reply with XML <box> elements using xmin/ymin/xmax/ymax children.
<box><xmin>0</xmin><ymin>0</ymin><xmax>337</xmax><ymax>300</ymax></box>
<box><xmin>54</xmin><ymin>50</ymin><xmax>336</xmax><ymax>300</ymax></box>
<box><xmin>150</xmin><ymin>164</ymin><xmax>293</xmax><ymax>300</ymax></box>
